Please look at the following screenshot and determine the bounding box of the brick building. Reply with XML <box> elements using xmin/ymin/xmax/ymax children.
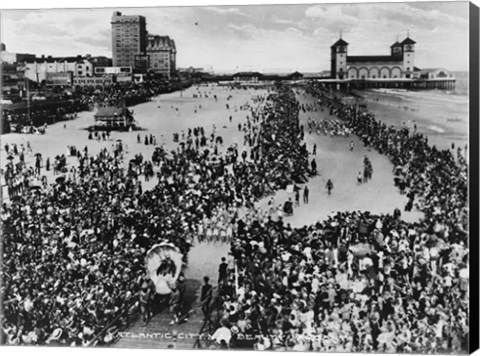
<box><xmin>145</xmin><ymin>34</ymin><xmax>176</xmax><ymax>78</ymax></box>
<box><xmin>111</xmin><ymin>11</ymin><xmax>147</xmax><ymax>69</ymax></box>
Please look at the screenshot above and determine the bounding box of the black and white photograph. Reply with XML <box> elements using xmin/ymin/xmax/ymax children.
<box><xmin>0</xmin><ymin>0</ymin><xmax>478</xmax><ymax>354</ymax></box>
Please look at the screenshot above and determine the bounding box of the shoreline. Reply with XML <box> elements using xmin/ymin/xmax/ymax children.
<box><xmin>348</xmin><ymin>88</ymin><xmax>469</xmax><ymax>152</ymax></box>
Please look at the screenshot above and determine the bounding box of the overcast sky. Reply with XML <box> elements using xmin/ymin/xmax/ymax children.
<box><xmin>0</xmin><ymin>2</ymin><xmax>470</xmax><ymax>72</ymax></box>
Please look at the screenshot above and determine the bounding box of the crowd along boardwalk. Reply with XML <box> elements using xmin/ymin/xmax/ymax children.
<box><xmin>1</xmin><ymin>84</ymin><xmax>422</xmax><ymax>220</ymax></box>
<box><xmin>255</xmin><ymin>87</ymin><xmax>424</xmax><ymax>227</ymax></box>
<box><xmin>90</xmin><ymin>83</ymin><xmax>422</xmax><ymax>348</ymax></box>
<box><xmin>1</xmin><ymin>82</ymin><xmax>463</xmax><ymax>350</ymax></box>
<box><xmin>114</xmin><ymin>241</ymin><xmax>231</xmax><ymax>349</ymax></box>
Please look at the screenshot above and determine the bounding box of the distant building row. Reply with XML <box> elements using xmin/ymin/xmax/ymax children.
<box><xmin>111</xmin><ymin>11</ymin><xmax>176</xmax><ymax>78</ymax></box>
<box><xmin>18</xmin><ymin>55</ymin><xmax>138</xmax><ymax>87</ymax></box>
<box><xmin>0</xmin><ymin>44</ymin><xmax>146</xmax><ymax>91</ymax></box>
<box><xmin>19</xmin><ymin>55</ymin><xmax>110</xmax><ymax>83</ymax></box>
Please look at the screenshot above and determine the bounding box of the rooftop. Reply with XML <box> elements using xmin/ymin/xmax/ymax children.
<box><xmin>401</xmin><ymin>37</ymin><xmax>416</xmax><ymax>45</ymax></box>
<box><xmin>347</xmin><ymin>55</ymin><xmax>403</xmax><ymax>63</ymax></box>
<box><xmin>331</xmin><ymin>38</ymin><xmax>349</xmax><ymax>48</ymax></box>
<box><xmin>286</xmin><ymin>71</ymin><xmax>304</xmax><ymax>78</ymax></box>
<box><xmin>420</xmin><ymin>68</ymin><xmax>449</xmax><ymax>73</ymax></box>
<box><xmin>233</xmin><ymin>71</ymin><xmax>263</xmax><ymax>77</ymax></box>
<box><xmin>111</xmin><ymin>11</ymin><xmax>145</xmax><ymax>22</ymax></box>
<box><xmin>24</xmin><ymin>55</ymin><xmax>108</xmax><ymax>64</ymax></box>
<box><xmin>94</xmin><ymin>106</ymin><xmax>127</xmax><ymax>117</ymax></box>
<box><xmin>146</xmin><ymin>35</ymin><xmax>176</xmax><ymax>51</ymax></box>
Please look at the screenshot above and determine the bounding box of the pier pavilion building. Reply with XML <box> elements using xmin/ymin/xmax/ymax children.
<box><xmin>331</xmin><ymin>37</ymin><xmax>417</xmax><ymax>80</ymax></box>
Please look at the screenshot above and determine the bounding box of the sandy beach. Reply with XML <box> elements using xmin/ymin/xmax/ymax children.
<box><xmin>1</xmin><ymin>83</ymin><xmax>424</xmax><ymax>276</ymax></box>
<box><xmin>2</xmin><ymin>4</ymin><xmax>471</xmax><ymax>351</ymax></box>
<box><xmin>255</xmin><ymin>88</ymin><xmax>423</xmax><ymax>226</ymax></box>
<box><xmin>1</xmin><ymin>84</ymin><xmax>266</xmax><ymax>280</ymax></box>
<box><xmin>1</xmin><ymin>85</ymin><xmax>268</xmax><ymax>188</ymax></box>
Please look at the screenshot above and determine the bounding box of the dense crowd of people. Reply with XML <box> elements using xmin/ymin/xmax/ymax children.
<box><xmin>256</xmin><ymin>87</ymin><xmax>309</xmax><ymax>188</ymax></box>
<box><xmin>208</xmin><ymin>82</ymin><xmax>469</xmax><ymax>353</ymax></box>
<box><xmin>1</xmin><ymin>84</ymin><xmax>310</xmax><ymax>346</ymax></box>
<box><xmin>3</xmin><ymin>103</ymin><xmax>85</xmax><ymax>134</ymax></box>
<box><xmin>1</xmin><ymin>81</ymin><xmax>469</xmax><ymax>352</ymax></box>
<box><xmin>213</xmin><ymin>207</ymin><xmax>468</xmax><ymax>353</ymax></box>
<box><xmin>309</xmin><ymin>82</ymin><xmax>468</xmax><ymax>243</ymax></box>
<box><xmin>307</xmin><ymin>117</ymin><xmax>351</xmax><ymax>138</ymax></box>
<box><xmin>77</xmin><ymin>79</ymin><xmax>190</xmax><ymax>108</ymax></box>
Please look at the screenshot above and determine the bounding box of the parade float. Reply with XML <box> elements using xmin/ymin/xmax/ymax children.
<box><xmin>145</xmin><ymin>242</ymin><xmax>184</xmax><ymax>295</ymax></box>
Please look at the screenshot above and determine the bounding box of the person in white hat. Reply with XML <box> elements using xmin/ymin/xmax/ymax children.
<box><xmin>46</xmin><ymin>328</ymin><xmax>63</xmax><ymax>345</ymax></box>
<box><xmin>211</xmin><ymin>320</ymin><xmax>232</xmax><ymax>346</ymax></box>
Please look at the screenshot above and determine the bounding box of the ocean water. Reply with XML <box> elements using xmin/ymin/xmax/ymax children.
<box><xmin>358</xmin><ymin>71</ymin><xmax>469</xmax><ymax>151</ymax></box>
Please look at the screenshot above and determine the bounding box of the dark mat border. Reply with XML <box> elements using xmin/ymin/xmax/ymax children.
<box><xmin>469</xmin><ymin>1</ymin><xmax>479</xmax><ymax>354</ymax></box>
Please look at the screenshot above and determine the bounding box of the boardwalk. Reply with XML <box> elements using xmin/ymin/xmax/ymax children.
<box><xmin>255</xmin><ymin>88</ymin><xmax>424</xmax><ymax>227</ymax></box>
<box><xmin>114</xmin><ymin>240</ymin><xmax>229</xmax><ymax>349</ymax></box>
<box><xmin>114</xmin><ymin>278</ymin><xmax>205</xmax><ymax>349</ymax></box>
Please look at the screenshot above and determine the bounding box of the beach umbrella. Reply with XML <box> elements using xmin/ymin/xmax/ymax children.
<box><xmin>35</xmin><ymin>153</ymin><xmax>42</xmax><ymax>157</ymax></box>
<box><xmin>55</xmin><ymin>176</ymin><xmax>66</xmax><ymax>184</ymax></box>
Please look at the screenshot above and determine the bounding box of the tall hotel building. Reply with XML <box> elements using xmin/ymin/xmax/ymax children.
<box><xmin>111</xmin><ymin>11</ymin><xmax>147</xmax><ymax>68</ymax></box>
<box><xmin>146</xmin><ymin>34</ymin><xmax>176</xmax><ymax>78</ymax></box>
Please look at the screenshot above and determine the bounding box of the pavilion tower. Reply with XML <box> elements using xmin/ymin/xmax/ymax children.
<box><xmin>330</xmin><ymin>38</ymin><xmax>349</xmax><ymax>79</ymax></box>
<box><xmin>401</xmin><ymin>36</ymin><xmax>416</xmax><ymax>78</ymax></box>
